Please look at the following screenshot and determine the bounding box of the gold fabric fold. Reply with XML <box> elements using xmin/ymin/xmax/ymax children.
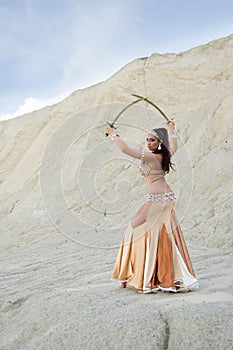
<box><xmin>152</xmin><ymin>224</ymin><xmax>174</xmax><ymax>288</ymax></box>
<box><xmin>170</xmin><ymin>210</ymin><xmax>196</xmax><ymax>277</ymax></box>
<box><xmin>112</xmin><ymin>200</ymin><xmax>197</xmax><ymax>291</ymax></box>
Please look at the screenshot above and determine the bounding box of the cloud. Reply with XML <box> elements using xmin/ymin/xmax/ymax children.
<box><xmin>0</xmin><ymin>94</ymin><xmax>68</xmax><ymax>121</ymax></box>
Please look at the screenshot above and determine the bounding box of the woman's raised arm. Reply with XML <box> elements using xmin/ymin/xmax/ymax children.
<box><xmin>167</xmin><ymin>121</ymin><xmax>178</xmax><ymax>156</ymax></box>
<box><xmin>105</xmin><ymin>125</ymin><xmax>161</xmax><ymax>162</ymax></box>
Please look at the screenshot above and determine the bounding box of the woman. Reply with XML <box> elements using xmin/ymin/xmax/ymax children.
<box><xmin>106</xmin><ymin>121</ymin><xmax>199</xmax><ymax>294</ymax></box>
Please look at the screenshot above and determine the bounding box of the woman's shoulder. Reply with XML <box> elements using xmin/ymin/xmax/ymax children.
<box><xmin>147</xmin><ymin>153</ymin><xmax>163</xmax><ymax>168</ymax></box>
<box><xmin>151</xmin><ymin>152</ymin><xmax>163</xmax><ymax>162</ymax></box>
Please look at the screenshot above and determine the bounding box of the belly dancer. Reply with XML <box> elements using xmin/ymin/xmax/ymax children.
<box><xmin>105</xmin><ymin>120</ymin><xmax>198</xmax><ymax>294</ymax></box>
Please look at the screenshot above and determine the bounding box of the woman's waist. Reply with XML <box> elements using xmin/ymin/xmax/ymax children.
<box><xmin>146</xmin><ymin>175</ymin><xmax>166</xmax><ymax>184</ymax></box>
<box><xmin>146</xmin><ymin>192</ymin><xmax>176</xmax><ymax>203</ymax></box>
<box><xmin>147</xmin><ymin>172</ymin><xmax>165</xmax><ymax>179</ymax></box>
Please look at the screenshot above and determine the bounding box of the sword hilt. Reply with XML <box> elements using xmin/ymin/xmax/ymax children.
<box><xmin>105</xmin><ymin>122</ymin><xmax>116</xmax><ymax>136</ymax></box>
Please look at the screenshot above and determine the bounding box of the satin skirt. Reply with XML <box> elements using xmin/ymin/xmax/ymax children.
<box><xmin>112</xmin><ymin>200</ymin><xmax>198</xmax><ymax>292</ymax></box>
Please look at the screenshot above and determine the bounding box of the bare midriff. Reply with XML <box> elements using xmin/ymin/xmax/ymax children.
<box><xmin>146</xmin><ymin>173</ymin><xmax>172</xmax><ymax>194</ymax></box>
<box><xmin>132</xmin><ymin>162</ymin><xmax>174</xmax><ymax>228</ymax></box>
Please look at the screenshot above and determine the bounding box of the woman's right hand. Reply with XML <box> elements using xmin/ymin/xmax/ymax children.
<box><xmin>105</xmin><ymin>125</ymin><xmax>115</xmax><ymax>136</ymax></box>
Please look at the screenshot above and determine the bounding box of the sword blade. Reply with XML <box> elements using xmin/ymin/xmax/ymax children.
<box><xmin>106</xmin><ymin>94</ymin><xmax>172</xmax><ymax>136</ymax></box>
<box><xmin>105</xmin><ymin>96</ymin><xmax>145</xmax><ymax>136</ymax></box>
<box><xmin>110</xmin><ymin>96</ymin><xmax>145</xmax><ymax>127</ymax></box>
<box><xmin>131</xmin><ymin>94</ymin><xmax>171</xmax><ymax>123</ymax></box>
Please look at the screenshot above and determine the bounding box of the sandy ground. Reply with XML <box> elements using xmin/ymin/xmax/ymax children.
<box><xmin>0</xmin><ymin>218</ymin><xmax>232</xmax><ymax>350</ymax></box>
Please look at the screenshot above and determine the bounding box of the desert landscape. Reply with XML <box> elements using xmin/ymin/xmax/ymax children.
<box><xmin>0</xmin><ymin>34</ymin><xmax>232</xmax><ymax>349</ymax></box>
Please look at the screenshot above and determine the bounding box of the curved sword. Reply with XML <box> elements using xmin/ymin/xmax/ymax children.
<box><xmin>105</xmin><ymin>96</ymin><xmax>146</xmax><ymax>136</ymax></box>
<box><xmin>106</xmin><ymin>94</ymin><xmax>172</xmax><ymax>136</ymax></box>
<box><xmin>131</xmin><ymin>93</ymin><xmax>172</xmax><ymax>124</ymax></box>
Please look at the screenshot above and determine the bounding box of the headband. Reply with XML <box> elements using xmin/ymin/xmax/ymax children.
<box><xmin>147</xmin><ymin>130</ymin><xmax>162</xmax><ymax>141</ymax></box>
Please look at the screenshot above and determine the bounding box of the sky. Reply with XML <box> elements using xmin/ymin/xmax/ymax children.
<box><xmin>0</xmin><ymin>0</ymin><xmax>233</xmax><ymax>120</ymax></box>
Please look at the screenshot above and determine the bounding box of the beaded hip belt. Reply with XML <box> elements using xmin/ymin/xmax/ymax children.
<box><xmin>146</xmin><ymin>192</ymin><xmax>176</xmax><ymax>202</ymax></box>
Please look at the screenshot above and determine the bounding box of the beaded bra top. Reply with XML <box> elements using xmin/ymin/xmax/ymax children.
<box><xmin>140</xmin><ymin>150</ymin><xmax>166</xmax><ymax>179</ymax></box>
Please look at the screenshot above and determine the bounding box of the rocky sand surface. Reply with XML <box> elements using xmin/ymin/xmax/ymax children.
<box><xmin>1</xmin><ymin>229</ymin><xmax>232</xmax><ymax>349</ymax></box>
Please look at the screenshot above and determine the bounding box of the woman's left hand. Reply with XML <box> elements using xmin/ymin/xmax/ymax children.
<box><xmin>168</xmin><ymin>119</ymin><xmax>175</xmax><ymax>131</ymax></box>
<box><xmin>105</xmin><ymin>125</ymin><xmax>116</xmax><ymax>136</ymax></box>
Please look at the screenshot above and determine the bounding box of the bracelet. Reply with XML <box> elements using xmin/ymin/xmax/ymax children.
<box><xmin>110</xmin><ymin>132</ymin><xmax>119</xmax><ymax>140</ymax></box>
<box><xmin>170</xmin><ymin>134</ymin><xmax>177</xmax><ymax>139</ymax></box>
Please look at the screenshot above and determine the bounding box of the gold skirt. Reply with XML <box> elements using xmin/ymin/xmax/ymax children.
<box><xmin>112</xmin><ymin>199</ymin><xmax>198</xmax><ymax>293</ymax></box>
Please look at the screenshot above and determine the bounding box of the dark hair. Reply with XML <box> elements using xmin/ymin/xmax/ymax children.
<box><xmin>152</xmin><ymin>128</ymin><xmax>174</xmax><ymax>173</ymax></box>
